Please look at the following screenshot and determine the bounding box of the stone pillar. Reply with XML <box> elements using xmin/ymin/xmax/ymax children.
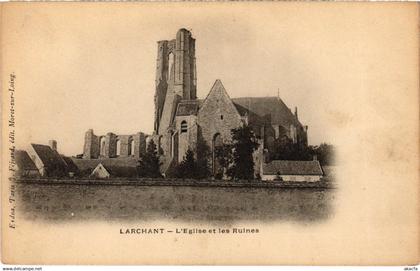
<box><xmin>83</xmin><ymin>129</ymin><xmax>99</xmax><ymax>159</ymax></box>
<box><xmin>105</xmin><ymin>133</ymin><xmax>117</xmax><ymax>158</ymax></box>
<box><xmin>133</xmin><ymin>132</ymin><xmax>146</xmax><ymax>159</ymax></box>
<box><xmin>119</xmin><ymin>136</ymin><xmax>130</xmax><ymax>157</ymax></box>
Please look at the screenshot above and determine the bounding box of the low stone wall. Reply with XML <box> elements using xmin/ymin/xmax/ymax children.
<box><xmin>15</xmin><ymin>177</ymin><xmax>335</xmax><ymax>189</ymax></box>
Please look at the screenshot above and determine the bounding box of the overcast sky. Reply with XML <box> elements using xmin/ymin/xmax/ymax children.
<box><xmin>3</xmin><ymin>3</ymin><xmax>417</xmax><ymax>156</ymax></box>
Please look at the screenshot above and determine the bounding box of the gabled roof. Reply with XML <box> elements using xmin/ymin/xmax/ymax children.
<box><xmin>263</xmin><ymin>160</ymin><xmax>323</xmax><ymax>176</ymax></box>
<box><xmin>198</xmin><ymin>79</ymin><xmax>242</xmax><ymax>119</ymax></box>
<box><xmin>61</xmin><ymin>155</ymin><xmax>80</xmax><ymax>173</ymax></box>
<box><xmin>31</xmin><ymin>144</ymin><xmax>68</xmax><ymax>174</ymax></box>
<box><xmin>176</xmin><ymin>100</ymin><xmax>200</xmax><ymax>116</ymax></box>
<box><xmin>15</xmin><ymin>150</ymin><xmax>38</xmax><ymax>170</ymax></box>
<box><xmin>91</xmin><ymin>163</ymin><xmax>110</xmax><ymax>176</ymax></box>
<box><xmin>232</xmin><ymin>97</ymin><xmax>301</xmax><ymax>127</ymax></box>
<box><xmin>91</xmin><ymin>162</ymin><xmax>138</xmax><ymax>178</ymax></box>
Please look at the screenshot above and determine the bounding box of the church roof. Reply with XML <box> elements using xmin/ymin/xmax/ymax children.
<box><xmin>176</xmin><ymin>100</ymin><xmax>200</xmax><ymax>116</ymax></box>
<box><xmin>263</xmin><ymin>160</ymin><xmax>323</xmax><ymax>176</ymax></box>
<box><xmin>232</xmin><ymin>97</ymin><xmax>301</xmax><ymax>127</ymax></box>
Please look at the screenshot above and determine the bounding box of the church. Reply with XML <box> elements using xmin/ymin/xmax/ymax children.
<box><xmin>81</xmin><ymin>28</ymin><xmax>308</xmax><ymax>176</ymax></box>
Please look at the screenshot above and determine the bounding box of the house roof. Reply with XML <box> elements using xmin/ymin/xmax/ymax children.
<box><xmin>263</xmin><ymin>160</ymin><xmax>323</xmax><ymax>176</ymax></box>
<box><xmin>71</xmin><ymin>157</ymin><xmax>138</xmax><ymax>172</ymax></box>
<box><xmin>91</xmin><ymin>162</ymin><xmax>138</xmax><ymax>178</ymax></box>
<box><xmin>61</xmin><ymin>155</ymin><xmax>80</xmax><ymax>173</ymax></box>
<box><xmin>15</xmin><ymin>150</ymin><xmax>38</xmax><ymax>170</ymax></box>
<box><xmin>31</xmin><ymin>144</ymin><xmax>68</xmax><ymax>173</ymax></box>
<box><xmin>104</xmin><ymin>166</ymin><xmax>138</xmax><ymax>177</ymax></box>
<box><xmin>176</xmin><ymin>100</ymin><xmax>200</xmax><ymax>116</ymax></box>
<box><xmin>232</xmin><ymin>97</ymin><xmax>301</xmax><ymax>127</ymax></box>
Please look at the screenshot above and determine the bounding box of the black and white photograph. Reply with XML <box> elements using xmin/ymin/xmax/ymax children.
<box><xmin>1</xmin><ymin>2</ymin><xmax>418</xmax><ymax>266</ymax></box>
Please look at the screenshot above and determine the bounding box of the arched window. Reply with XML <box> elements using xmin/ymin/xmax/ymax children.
<box><xmin>180</xmin><ymin>120</ymin><xmax>188</xmax><ymax>133</ymax></box>
<box><xmin>167</xmin><ymin>52</ymin><xmax>174</xmax><ymax>81</ymax></box>
<box><xmin>128</xmin><ymin>138</ymin><xmax>134</xmax><ymax>156</ymax></box>
<box><xmin>100</xmin><ymin>137</ymin><xmax>106</xmax><ymax>156</ymax></box>
<box><xmin>116</xmin><ymin>139</ymin><xmax>121</xmax><ymax>156</ymax></box>
<box><xmin>158</xmin><ymin>136</ymin><xmax>163</xmax><ymax>155</ymax></box>
<box><xmin>279</xmin><ymin>125</ymin><xmax>288</xmax><ymax>138</ymax></box>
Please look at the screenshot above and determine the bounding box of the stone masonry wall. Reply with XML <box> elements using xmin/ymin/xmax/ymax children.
<box><xmin>83</xmin><ymin>130</ymin><xmax>147</xmax><ymax>159</ymax></box>
<box><xmin>197</xmin><ymin>80</ymin><xmax>243</xmax><ymax>146</ymax></box>
<box><xmin>83</xmin><ymin>129</ymin><xmax>99</xmax><ymax>159</ymax></box>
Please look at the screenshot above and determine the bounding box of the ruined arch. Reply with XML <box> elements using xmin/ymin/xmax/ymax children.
<box><xmin>128</xmin><ymin>137</ymin><xmax>134</xmax><ymax>156</ymax></box>
<box><xmin>116</xmin><ymin>139</ymin><xmax>121</xmax><ymax>156</ymax></box>
<box><xmin>167</xmin><ymin>51</ymin><xmax>174</xmax><ymax>81</ymax></box>
<box><xmin>99</xmin><ymin>137</ymin><xmax>106</xmax><ymax>157</ymax></box>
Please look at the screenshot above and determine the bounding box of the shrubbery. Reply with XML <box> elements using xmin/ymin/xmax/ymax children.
<box><xmin>137</xmin><ymin>139</ymin><xmax>162</xmax><ymax>178</ymax></box>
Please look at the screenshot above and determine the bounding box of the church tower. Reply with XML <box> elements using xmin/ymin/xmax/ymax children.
<box><xmin>154</xmin><ymin>29</ymin><xmax>197</xmax><ymax>135</ymax></box>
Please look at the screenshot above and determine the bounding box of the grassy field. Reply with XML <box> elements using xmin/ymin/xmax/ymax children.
<box><xmin>15</xmin><ymin>182</ymin><xmax>335</xmax><ymax>224</ymax></box>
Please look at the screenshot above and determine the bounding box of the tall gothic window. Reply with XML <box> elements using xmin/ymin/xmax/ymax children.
<box><xmin>116</xmin><ymin>139</ymin><xmax>121</xmax><ymax>156</ymax></box>
<box><xmin>128</xmin><ymin>138</ymin><xmax>134</xmax><ymax>156</ymax></box>
<box><xmin>167</xmin><ymin>52</ymin><xmax>174</xmax><ymax>81</ymax></box>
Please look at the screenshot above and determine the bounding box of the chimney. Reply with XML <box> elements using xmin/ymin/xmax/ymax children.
<box><xmin>313</xmin><ymin>154</ymin><xmax>318</xmax><ymax>161</ymax></box>
<box><xmin>49</xmin><ymin>140</ymin><xmax>57</xmax><ymax>151</ymax></box>
<box><xmin>294</xmin><ymin>107</ymin><xmax>298</xmax><ymax>119</ymax></box>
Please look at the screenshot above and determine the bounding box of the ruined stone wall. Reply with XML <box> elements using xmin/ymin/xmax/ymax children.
<box><xmin>173</xmin><ymin>29</ymin><xmax>196</xmax><ymax>100</ymax></box>
<box><xmin>133</xmin><ymin>132</ymin><xmax>146</xmax><ymax>158</ymax></box>
<box><xmin>83</xmin><ymin>129</ymin><xmax>99</xmax><ymax>159</ymax></box>
<box><xmin>105</xmin><ymin>133</ymin><xmax>117</xmax><ymax>158</ymax></box>
<box><xmin>83</xmin><ymin>130</ymin><xmax>147</xmax><ymax>159</ymax></box>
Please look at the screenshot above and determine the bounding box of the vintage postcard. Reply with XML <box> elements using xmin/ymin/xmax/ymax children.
<box><xmin>1</xmin><ymin>2</ymin><xmax>419</xmax><ymax>265</ymax></box>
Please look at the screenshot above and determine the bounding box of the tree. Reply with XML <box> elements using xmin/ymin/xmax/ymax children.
<box><xmin>228</xmin><ymin>125</ymin><xmax>260</xmax><ymax>180</ymax></box>
<box><xmin>271</xmin><ymin>136</ymin><xmax>312</xmax><ymax>161</ymax></box>
<box><xmin>173</xmin><ymin>149</ymin><xmax>198</xmax><ymax>179</ymax></box>
<box><xmin>137</xmin><ymin>139</ymin><xmax>162</xmax><ymax>178</ymax></box>
<box><xmin>270</xmin><ymin>137</ymin><xmax>335</xmax><ymax>166</ymax></box>
<box><xmin>214</xmin><ymin>143</ymin><xmax>233</xmax><ymax>180</ymax></box>
<box><xmin>312</xmin><ymin>143</ymin><xmax>335</xmax><ymax>166</ymax></box>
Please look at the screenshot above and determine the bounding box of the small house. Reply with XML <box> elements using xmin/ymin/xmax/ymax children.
<box><xmin>90</xmin><ymin>163</ymin><xmax>138</xmax><ymax>179</ymax></box>
<box><xmin>261</xmin><ymin>160</ymin><xmax>323</xmax><ymax>182</ymax></box>
<box><xmin>90</xmin><ymin>163</ymin><xmax>111</xmax><ymax>179</ymax></box>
